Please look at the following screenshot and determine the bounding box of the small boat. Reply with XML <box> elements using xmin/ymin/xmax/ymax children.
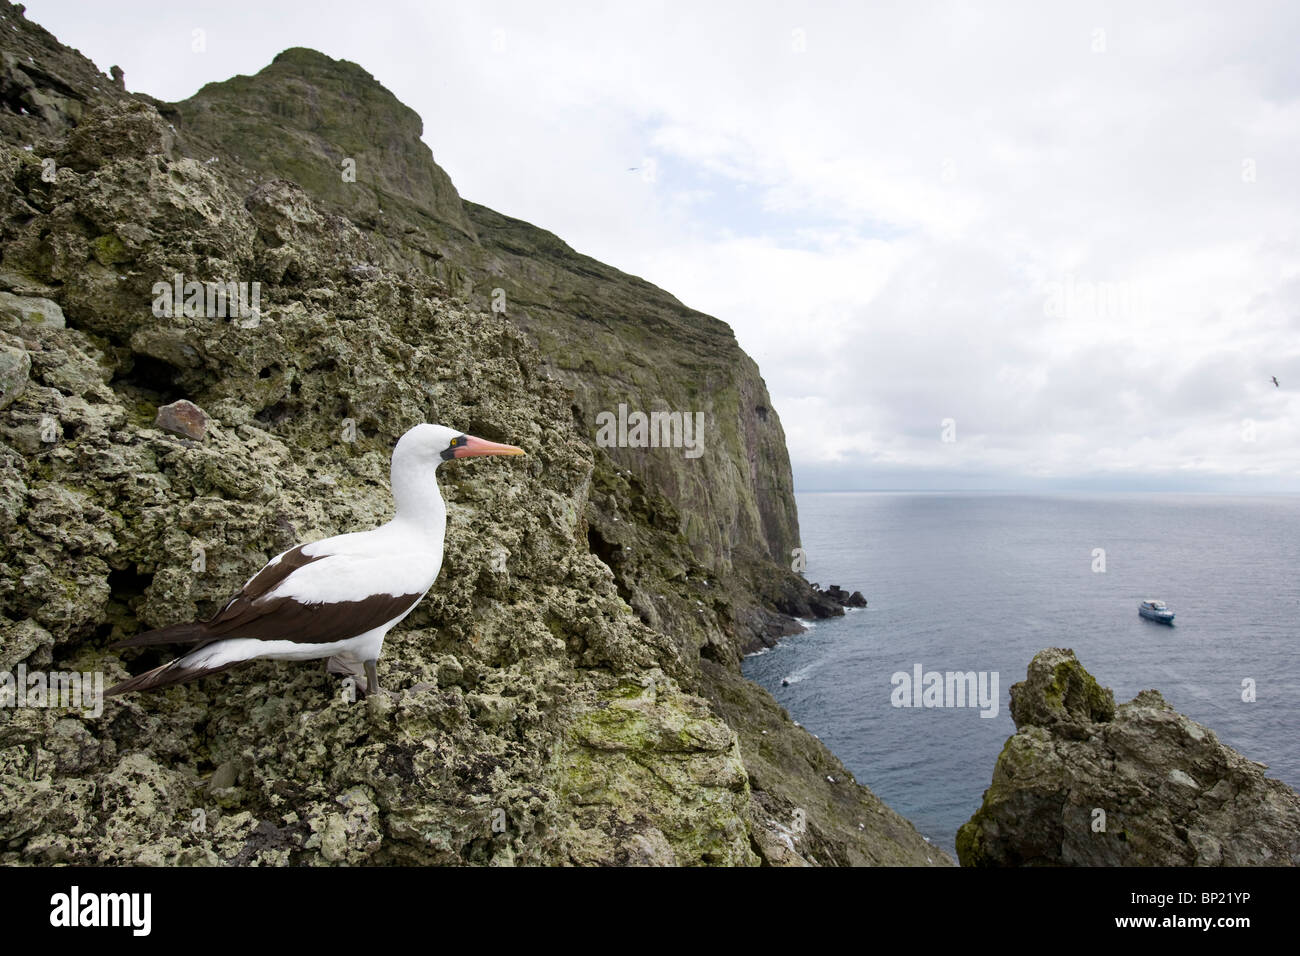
<box><xmin>1139</xmin><ymin>599</ymin><xmax>1175</xmax><ymax>624</ymax></box>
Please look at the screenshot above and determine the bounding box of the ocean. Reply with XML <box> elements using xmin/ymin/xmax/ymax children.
<box><xmin>742</xmin><ymin>492</ymin><xmax>1300</xmax><ymax>858</ymax></box>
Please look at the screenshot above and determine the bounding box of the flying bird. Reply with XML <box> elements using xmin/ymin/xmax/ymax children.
<box><xmin>1273</xmin><ymin>376</ymin><xmax>1280</xmax><ymax>388</ymax></box>
<box><xmin>106</xmin><ymin>424</ymin><xmax>524</xmax><ymax>698</ymax></box>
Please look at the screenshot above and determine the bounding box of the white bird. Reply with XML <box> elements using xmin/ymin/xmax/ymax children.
<box><xmin>106</xmin><ymin>424</ymin><xmax>524</xmax><ymax>698</ymax></box>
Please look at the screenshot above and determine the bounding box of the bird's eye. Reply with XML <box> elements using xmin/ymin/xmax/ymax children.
<box><xmin>449</xmin><ymin>438</ymin><xmax>459</xmax><ymax>446</ymax></box>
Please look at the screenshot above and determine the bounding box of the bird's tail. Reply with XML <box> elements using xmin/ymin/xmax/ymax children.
<box><xmin>105</xmin><ymin>657</ymin><xmax>243</xmax><ymax>697</ymax></box>
<box><xmin>111</xmin><ymin>621</ymin><xmax>212</xmax><ymax>649</ymax></box>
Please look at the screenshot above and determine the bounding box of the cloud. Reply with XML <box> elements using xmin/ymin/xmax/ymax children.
<box><xmin>35</xmin><ymin>0</ymin><xmax>1300</xmax><ymax>489</ymax></box>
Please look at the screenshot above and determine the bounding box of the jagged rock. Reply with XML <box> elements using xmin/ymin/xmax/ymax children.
<box><xmin>154</xmin><ymin>399</ymin><xmax>208</xmax><ymax>441</ymax></box>
<box><xmin>1008</xmin><ymin>646</ymin><xmax>1115</xmax><ymax>740</ymax></box>
<box><xmin>957</xmin><ymin>648</ymin><xmax>1300</xmax><ymax>866</ymax></box>
<box><xmin>738</xmin><ymin>568</ymin><xmax>846</xmax><ymax>654</ymax></box>
<box><xmin>0</xmin><ymin>50</ymin><xmax>85</xmax><ymax>129</ymax></box>
<box><xmin>821</xmin><ymin>584</ymin><xmax>867</xmax><ymax>608</ymax></box>
<box><xmin>0</xmin><ymin>339</ymin><xmax>29</xmax><ymax>408</ymax></box>
<box><xmin>0</xmin><ymin>268</ymin><xmax>54</xmax><ymax>298</ymax></box>
<box><xmin>0</xmin><ymin>617</ymin><xmax>53</xmax><ymax>669</ymax></box>
<box><xmin>60</xmin><ymin>98</ymin><xmax>173</xmax><ymax>172</ymax></box>
<box><xmin>0</xmin><ymin>290</ymin><xmax>64</xmax><ymax>329</ymax></box>
<box><xmin>0</xmin><ymin>3</ymin><xmax>126</xmax><ymax>147</ymax></box>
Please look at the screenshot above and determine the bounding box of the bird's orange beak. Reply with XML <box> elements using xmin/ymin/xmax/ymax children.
<box><xmin>453</xmin><ymin>434</ymin><xmax>525</xmax><ymax>459</ymax></box>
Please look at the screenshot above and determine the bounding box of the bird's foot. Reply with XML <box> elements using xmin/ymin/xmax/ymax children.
<box><xmin>325</xmin><ymin>656</ymin><xmax>386</xmax><ymax>700</ymax></box>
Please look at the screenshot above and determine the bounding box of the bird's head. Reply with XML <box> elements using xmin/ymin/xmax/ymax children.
<box><xmin>397</xmin><ymin>423</ymin><xmax>525</xmax><ymax>466</ymax></box>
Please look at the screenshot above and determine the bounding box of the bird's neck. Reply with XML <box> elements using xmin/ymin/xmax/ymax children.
<box><xmin>390</xmin><ymin>455</ymin><xmax>448</xmax><ymax>543</ymax></box>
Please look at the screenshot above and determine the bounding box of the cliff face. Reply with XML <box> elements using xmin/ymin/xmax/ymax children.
<box><xmin>0</xmin><ymin>3</ymin><xmax>944</xmax><ymax>866</ymax></box>
<box><xmin>958</xmin><ymin>649</ymin><xmax>1300</xmax><ymax>867</ymax></box>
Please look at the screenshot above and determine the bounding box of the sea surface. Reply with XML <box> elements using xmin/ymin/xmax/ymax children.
<box><xmin>742</xmin><ymin>492</ymin><xmax>1300</xmax><ymax>859</ymax></box>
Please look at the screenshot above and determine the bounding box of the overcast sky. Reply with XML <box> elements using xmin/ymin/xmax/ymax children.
<box><xmin>29</xmin><ymin>0</ymin><xmax>1300</xmax><ymax>491</ymax></box>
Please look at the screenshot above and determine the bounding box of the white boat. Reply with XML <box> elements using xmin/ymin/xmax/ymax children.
<box><xmin>1139</xmin><ymin>599</ymin><xmax>1175</xmax><ymax>624</ymax></box>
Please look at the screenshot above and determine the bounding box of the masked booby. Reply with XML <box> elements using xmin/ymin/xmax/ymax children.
<box><xmin>106</xmin><ymin>424</ymin><xmax>524</xmax><ymax>698</ymax></box>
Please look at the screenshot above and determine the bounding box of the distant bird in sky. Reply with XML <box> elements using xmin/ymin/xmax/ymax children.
<box><xmin>1273</xmin><ymin>376</ymin><xmax>1280</xmax><ymax>388</ymax></box>
<box><xmin>106</xmin><ymin>424</ymin><xmax>525</xmax><ymax>698</ymax></box>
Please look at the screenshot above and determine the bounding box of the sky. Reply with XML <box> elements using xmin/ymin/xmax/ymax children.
<box><xmin>27</xmin><ymin>0</ymin><xmax>1300</xmax><ymax>491</ymax></box>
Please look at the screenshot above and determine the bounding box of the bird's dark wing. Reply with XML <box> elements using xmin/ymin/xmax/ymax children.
<box><xmin>114</xmin><ymin>544</ymin><xmax>427</xmax><ymax>649</ymax></box>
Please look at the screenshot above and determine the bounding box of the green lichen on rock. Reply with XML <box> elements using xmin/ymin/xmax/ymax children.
<box><xmin>1009</xmin><ymin>646</ymin><xmax>1115</xmax><ymax>739</ymax></box>
<box><xmin>556</xmin><ymin>673</ymin><xmax>757</xmax><ymax>865</ymax></box>
<box><xmin>89</xmin><ymin>234</ymin><xmax>129</xmax><ymax>267</ymax></box>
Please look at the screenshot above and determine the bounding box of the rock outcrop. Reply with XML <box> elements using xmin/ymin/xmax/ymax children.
<box><xmin>0</xmin><ymin>2</ymin><xmax>942</xmax><ymax>865</ymax></box>
<box><xmin>957</xmin><ymin>648</ymin><xmax>1300</xmax><ymax>866</ymax></box>
<box><xmin>817</xmin><ymin>584</ymin><xmax>867</xmax><ymax>608</ymax></box>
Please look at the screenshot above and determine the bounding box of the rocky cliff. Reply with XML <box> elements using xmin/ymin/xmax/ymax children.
<box><xmin>0</xmin><ymin>2</ymin><xmax>944</xmax><ymax>866</ymax></box>
<box><xmin>161</xmin><ymin>46</ymin><xmax>821</xmax><ymax>658</ymax></box>
<box><xmin>958</xmin><ymin>648</ymin><xmax>1300</xmax><ymax>866</ymax></box>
